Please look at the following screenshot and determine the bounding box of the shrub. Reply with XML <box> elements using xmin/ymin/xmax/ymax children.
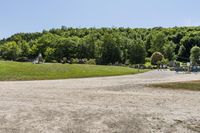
<box><xmin>16</xmin><ymin>57</ymin><xmax>29</xmax><ymax>62</ymax></box>
<box><xmin>71</xmin><ymin>58</ymin><xmax>79</xmax><ymax>64</ymax></box>
<box><xmin>86</xmin><ymin>59</ymin><xmax>96</xmax><ymax>65</ymax></box>
<box><xmin>144</xmin><ymin>62</ymin><xmax>152</xmax><ymax>69</ymax></box>
<box><xmin>62</xmin><ymin>57</ymin><xmax>67</xmax><ymax>64</ymax></box>
<box><xmin>51</xmin><ymin>60</ymin><xmax>58</xmax><ymax>63</ymax></box>
<box><xmin>71</xmin><ymin>58</ymin><xmax>88</xmax><ymax>64</ymax></box>
<box><xmin>124</xmin><ymin>59</ymin><xmax>130</xmax><ymax>66</ymax></box>
<box><xmin>190</xmin><ymin>46</ymin><xmax>200</xmax><ymax>65</ymax></box>
<box><xmin>145</xmin><ymin>58</ymin><xmax>151</xmax><ymax>63</ymax></box>
<box><xmin>151</xmin><ymin>52</ymin><xmax>164</xmax><ymax>65</ymax></box>
<box><xmin>78</xmin><ymin>58</ymin><xmax>87</xmax><ymax>64</ymax></box>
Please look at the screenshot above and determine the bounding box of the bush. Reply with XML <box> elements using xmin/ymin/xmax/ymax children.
<box><xmin>16</xmin><ymin>57</ymin><xmax>29</xmax><ymax>62</ymax></box>
<box><xmin>190</xmin><ymin>46</ymin><xmax>200</xmax><ymax>65</ymax></box>
<box><xmin>0</xmin><ymin>56</ymin><xmax>4</xmax><ymax>61</ymax></box>
<box><xmin>71</xmin><ymin>58</ymin><xmax>88</xmax><ymax>64</ymax></box>
<box><xmin>151</xmin><ymin>52</ymin><xmax>164</xmax><ymax>65</ymax></box>
<box><xmin>71</xmin><ymin>58</ymin><xmax>79</xmax><ymax>64</ymax></box>
<box><xmin>62</xmin><ymin>57</ymin><xmax>67</xmax><ymax>64</ymax></box>
<box><xmin>145</xmin><ymin>58</ymin><xmax>151</xmax><ymax>63</ymax></box>
<box><xmin>86</xmin><ymin>59</ymin><xmax>96</xmax><ymax>65</ymax></box>
<box><xmin>51</xmin><ymin>60</ymin><xmax>58</xmax><ymax>63</ymax></box>
<box><xmin>144</xmin><ymin>62</ymin><xmax>152</xmax><ymax>69</ymax></box>
<box><xmin>124</xmin><ymin>59</ymin><xmax>130</xmax><ymax>66</ymax></box>
<box><xmin>113</xmin><ymin>62</ymin><xmax>124</xmax><ymax>66</ymax></box>
<box><xmin>78</xmin><ymin>58</ymin><xmax>88</xmax><ymax>64</ymax></box>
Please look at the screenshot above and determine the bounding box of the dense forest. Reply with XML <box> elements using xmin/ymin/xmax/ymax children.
<box><xmin>1</xmin><ymin>26</ymin><xmax>200</xmax><ymax>65</ymax></box>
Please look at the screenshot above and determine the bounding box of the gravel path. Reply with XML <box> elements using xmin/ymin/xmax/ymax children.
<box><xmin>0</xmin><ymin>70</ymin><xmax>200</xmax><ymax>133</ymax></box>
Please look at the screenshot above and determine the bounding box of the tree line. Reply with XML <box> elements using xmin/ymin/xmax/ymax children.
<box><xmin>1</xmin><ymin>26</ymin><xmax>200</xmax><ymax>65</ymax></box>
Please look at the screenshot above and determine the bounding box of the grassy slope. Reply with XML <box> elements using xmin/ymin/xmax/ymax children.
<box><xmin>0</xmin><ymin>61</ymin><xmax>148</xmax><ymax>81</ymax></box>
<box><xmin>150</xmin><ymin>81</ymin><xmax>200</xmax><ymax>91</ymax></box>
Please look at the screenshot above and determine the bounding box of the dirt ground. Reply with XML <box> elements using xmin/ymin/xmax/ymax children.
<box><xmin>0</xmin><ymin>70</ymin><xmax>200</xmax><ymax>133</ymax></box>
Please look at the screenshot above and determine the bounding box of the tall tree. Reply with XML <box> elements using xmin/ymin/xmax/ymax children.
<box><xmin>100</xmin><ymin>34</ymin><xmax>122</xmax><ymax>64</ymax></box>
<box><xmin>163</xmin><ymin>41</ymin><xmax>176</xmax><ymax>61</ymax></box>
<box><xmin>177</xmin><ymin>45</ymin><xmax>187</xmax><ymax>62</ymax></box>
<box><xmin>149</xmin><ymin>32</ymin><xmax>166</xmax><ymax>53</ymax></box>
<box><xmin>128</xmin><ymin>40</ymin><xmax>147</xmax><ymax>64</ymax></box>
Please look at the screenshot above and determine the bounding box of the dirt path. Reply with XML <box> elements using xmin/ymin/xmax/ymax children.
<box><xmin>0</xmin><ymin>70</ymin><xmax>200</xmax><ymax>133</ymax></box>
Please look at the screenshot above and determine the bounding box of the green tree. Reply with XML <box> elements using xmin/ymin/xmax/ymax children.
<box><xmin>145</xmin><ymin>34</ymin><xmax>153</xmax><ymax>56</ymax></box>
<box><xmin>44</xmin><ymin>47</ymin><xmax>56</xmax><ymax>62</ymax></box>
<box><xmin>149</xmin><ymin>32</ymin><xmax>166</xmax><ymax>53</ymax></box>
<box><xmin>100</xmin><ymin>34</ymin><xmax>122</xmax><ymax>65</ymax></box>
<box><xmin>163</xmin><ymin>41</ymin><xmax>176</xmax><ymax>61</ymax></box>
<box><xmin>128</xmin><ymin>40</ymin><xmax>147</xmax><ymax>64</ymax></box>
<box><xmin>180</xmin><ymin>33</ymin><xmax>200</xmax><ymax>60</ymax></box>
<box><xmin>19</xmin><ymin>41</ymin><xmax>30</xmax><ymax>57</ymax></box>
<box><xmin>30</xmin><ymin>43</ymin><xmax>39</xmax><ymax>58</ymax></box>
<box><xmin>77</xmin><ymin>35</ymin><xmax>98</xmax><ymax>59</ymax></box>
<box><xmin>37</xmin><ymin>33</ymin><xmax>61</xmax><ymax>55</ymax></box>
<box><xmin>0</xmin><ymin>41</ymin><xmax>21</xmax><ymax>60</ymax></box>
<box><xmin>55</xmin><ymin>37</ymin><xmax>79</xmax><ymax>61</ymax></box>
<box><xmin>177</xmin><ymin>45</ymin><xmax>186</xmax><ymax>62</ymax></box>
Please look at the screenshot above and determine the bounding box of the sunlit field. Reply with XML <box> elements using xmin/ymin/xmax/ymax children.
<box><xmin>0</xmin><ymin>61</ymin><xmax>148</xmax><ymax>81</ymax></box>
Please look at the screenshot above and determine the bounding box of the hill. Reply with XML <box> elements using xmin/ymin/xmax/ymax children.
<box><xmin>1</xmin><ymin>27</ymin><xmax>200</xmax><ymax>64</ymax></box>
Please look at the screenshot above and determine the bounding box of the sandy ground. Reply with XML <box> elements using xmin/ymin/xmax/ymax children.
<box><xmin>0</xmin><ymin>70</ymin><xmax>200</xmax><ymax>133</ymax></box>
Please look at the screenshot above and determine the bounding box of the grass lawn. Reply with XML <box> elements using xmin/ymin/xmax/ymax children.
<box><xmin>0</xmin><ymin>61</ymin><xmax>149</xmax><ymax>81</ymax></box>
<box><xmin>150</xmin><ymin>81</ymin><xmax>200</xmax><ymax>91</ymax></box>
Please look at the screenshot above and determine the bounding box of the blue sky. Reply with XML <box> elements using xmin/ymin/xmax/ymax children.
<box><xmin>0</xmin><ymin>0</ymin><xmax>200</xmax><ymax>39</ymax></box>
